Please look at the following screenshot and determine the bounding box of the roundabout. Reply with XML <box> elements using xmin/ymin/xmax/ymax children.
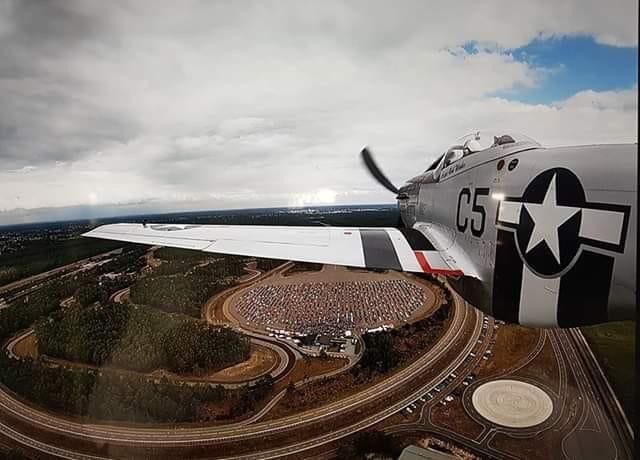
<box><xmin>471</xmin><ymin>379</ymin><xmax>553</xmax><ymax>428</ymax></box>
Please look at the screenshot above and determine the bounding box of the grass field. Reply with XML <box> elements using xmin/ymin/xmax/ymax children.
<box><xmin>581</xmin><ymin>321</ymin><xmax>634</xmax><ymax>427</ymax></box>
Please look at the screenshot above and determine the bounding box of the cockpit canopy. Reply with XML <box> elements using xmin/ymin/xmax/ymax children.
<box><xmin>455</xmin><ymin>130</ymin><xmax>540</xmax><ymax>153</ymax></box>
<box><xmin>425</xmin><ymin>130</ymin><xmax>541</xmax><ymax>172</ymax></box>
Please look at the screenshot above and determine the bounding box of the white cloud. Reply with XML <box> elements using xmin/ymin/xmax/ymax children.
<box><xmin>557</xmin><ymin>87</ymin><xmax>638</xmax><ymax>111</ymax></box>
<box><xmin>6</xmin><ymin>165</ymin><xmax>37</xmax><ymax>174</ymax></box>
<box><xmin>0</xmin><ymin>0</ymin><xmax>637</xmax><ymax>223</ymax></box>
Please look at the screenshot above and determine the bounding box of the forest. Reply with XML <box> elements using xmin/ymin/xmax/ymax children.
<box><xmin>154</xmin><ymin>247</ymin><xmax>213</xmax><ymax>262</ymax></box>
<box><xmin>0</xmin><ymin>237</ymin><xmax>123</xmax><ymax>287</ymax></box>
<box><xmin>0</xmin><ymin>207</ymin><xmax>402</xmax><ymax>425</ymax></box>
<box><xmin>283</xmin><ymin>261</ymin><xmax>323</xmax><ymax>276</ymax></box>
<box><xmin>35</xmin><ymin>302</ymin><xmax>251</xmax><ymax>374</ymax></box>
<box><xmin>0</xmin><ymin>279</ymin><xmax>80</xmax><ymax>342</ymax></box>
<box><xmin>0</xmin><ymin>351</ymin><xmax>272</xmax><ymax>423</ymax></box>
<box><xmin>0</xmin><ymin>244</ymin><xmax>272</xmax><ymax>423</ymax></box>
<box><xmin>255</xmin><ymin>257</ymin><xmax>285</xmax><ymax>272</ymax></box>
<box><xmin>335</xmin><ymin>431</ymin><xmax>402</xmax><ymax>459</ymax></box>
<box><xmin>129</xmin><ymin>252</ymin><xmax>246</xmax><ymax>316</ymax></box>
<box><xmin>279</xmin><ymin>292</ymin><xmax>452</xmax><ymax>414</ymax></box>
<box><xmin>0</xmin><ymin>247</ymin><xmax>146</xmax><ymax>343</ymax></box>
<box><xmin>360</xmin><ymin>295</ymin><xmax>451</xmax><ymax>373</ymax></box>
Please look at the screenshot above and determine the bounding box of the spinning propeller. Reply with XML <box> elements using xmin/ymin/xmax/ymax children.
<box><xmin>360</xmin><ymin>147</ymin><xmax>400</xmax><ymax>195</ymax></box>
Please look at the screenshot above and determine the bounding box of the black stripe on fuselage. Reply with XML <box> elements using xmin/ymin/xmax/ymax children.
<box><xmin>557</xmin><ymin>250</ymin><xmax>612</xmax><ymax>327</ymax></box>
<box><xmin>359</xmin><ymin>229</ymin><xmax>402</xmax><ymax>271</ymax></box>
<box><xmin>492</xmin><ymin>229</ymin><xmax>522</xmax><ymax>324</ymax></box>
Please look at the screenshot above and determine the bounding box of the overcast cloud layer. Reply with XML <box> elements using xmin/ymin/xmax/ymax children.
<box><xmin>0</xmin><ymin>0</ymin><xmax>637</xmax><ymax>224</ymax></box>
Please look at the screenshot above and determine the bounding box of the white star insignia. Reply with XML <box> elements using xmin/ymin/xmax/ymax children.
<box><xmin>523</xmin><ymin>173</ymin><xmax>580</xmax><ymax>264</ymax></box>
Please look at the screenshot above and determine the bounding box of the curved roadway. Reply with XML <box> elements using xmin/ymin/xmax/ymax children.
<box><xmin>0</xmin><ymin>267</ymin><xmax>481</xmax><ymax>459</ymax></box>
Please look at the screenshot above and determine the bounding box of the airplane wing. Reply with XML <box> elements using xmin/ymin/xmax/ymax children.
<box><xmin>83</xmin><ymin>223</ymin><xmax>467</xmax><ymax>276</ymax></box>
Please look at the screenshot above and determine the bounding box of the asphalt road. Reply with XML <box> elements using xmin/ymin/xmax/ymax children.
<box><xmin>0</xmin><ymin>263</ymin><xmax>482</xmax><ymax>459</ymax></box>
<box><xmin>0</xmin><ymin>248</ymin><xmax>123</xmax><ymax>302</ymax></box>
<box><xmin>385</xmin><ymin>323</ymin><xmax>633</xmax><ymax>460</ymax></box>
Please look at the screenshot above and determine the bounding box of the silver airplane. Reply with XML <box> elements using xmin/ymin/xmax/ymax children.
<box><xmin>84</xmin><ymin>130</ymin><xmax>637</xmax><ymax>328</ymax></box>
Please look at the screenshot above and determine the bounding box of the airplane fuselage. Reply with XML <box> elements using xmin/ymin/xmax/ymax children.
<box><xmin>84</xmin><ymin>136</ymin><xmax>637</xmax><ymax>329</ymax></box>
<box><xmin>399</xmin><ymin>142</ymin><xmax>636</xmax><ymax>327</ymax></box>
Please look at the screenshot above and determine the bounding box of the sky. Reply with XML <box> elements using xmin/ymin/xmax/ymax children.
<box><xmin>0</xmin><ymin>0</ymin><xmax>637</xmax><ymax>225</ymax></box>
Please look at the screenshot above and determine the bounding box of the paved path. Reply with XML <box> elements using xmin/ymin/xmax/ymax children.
<box><xmin>0</xmin><ymin>289</ymin><xmax>476</xmax><ymax>456</ymax></box>
<box><xmin>0</xmin><ymin>263</ymin><xmax>480</xmax><ymax>460</ymax></box>
<box><xmin>0</xmin><ymin>249</ymin><xmax>122</xmax><ymax>294</ymax></box>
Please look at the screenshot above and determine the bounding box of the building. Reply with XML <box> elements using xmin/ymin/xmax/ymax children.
<box><xmin>399</xmin><ymin>445</ymin><xmax>459</xmax><ymax>460</ymax></box>
<box><xmin>315</xmin><ymin>335</ymin><xmax>331</xmax><ymax>348</ymax></box>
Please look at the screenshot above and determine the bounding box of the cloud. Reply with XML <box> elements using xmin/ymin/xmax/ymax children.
<box><xmin>0</xmin><ymin>0</ymin><xmax>637</xmax><ymax>224</ymax></box>
<box><xmin>5</xmin><ymin>165</ymin><xmax>36</xmax><ymax>174</ymax></box>
<box><xmin>557</xmin><ymin>87</ymin><xmax>638</xmax><ymax>111</ymax></box>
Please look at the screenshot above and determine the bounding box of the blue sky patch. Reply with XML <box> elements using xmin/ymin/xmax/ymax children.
<box><xmin>485</xmin><ymin>36</ymin><xmax>637</xmax><ymax>104</ymax></box>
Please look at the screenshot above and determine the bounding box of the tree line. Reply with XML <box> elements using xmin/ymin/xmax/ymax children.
<box><xmin>0</xmin><ymin>246</ymin><xmax>146</xmax><ymax>342</ymax></box>
<box><xmin>280</xmin><ymin>299</ymin><xmax>453</xmax><ymax>415</ymax></box>
<box><xmin>0</xmin><ymin>275</ymin><xmax>89</xmax><ymax>343</ymax></box>
<box><xmin>129</xmin><ymin>255</ymin><xmax>246</xmax><ymax>316</ymax></box>
<box><xmin>255</xmin><ymin>257</ymin><xmax>285</xmax><ymax>272</ymax></box>
<box><xmin>335</xmin><ymin>431</ymin><xmax>402</xmax><ymax>459</ymax></box>
<box><xmin>0</xmin><ymin>237</ymin><xmax>124</xmax><ymax>287</ymax></box>
<box><xmin>154</xmin><ymin>247</ymin><xmax>213</xmax><ymax>262</ymax></box>
<box><xmin>0</xmin><ymin>251</ymin><xmax>273</xmax><ymax>423</ymax></box>
<box><xmin>0</xmin><ymin>247</ymin><xmax>135</xmax><ymax>340</ymax></box>
<box><xmin>0</xmin><ymin>245</ymin><xmax>277</xmax><ymax>424</ymax></box>
<box><xmin>359</xmin><ymin>297</ymin><xmax>451</xmax><ymax>373</ymax></box>
<box><xmin>0</xmin><ymin>351</ymin><xmax>272</xmax><ymax>423</ymax></box>
<box><xmin>35</xmin><ymin>302</ymin><xmax>251</xmax><ymax>374</ymax></box>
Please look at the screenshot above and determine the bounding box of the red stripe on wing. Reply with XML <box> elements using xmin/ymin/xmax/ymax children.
<box><xmin>414</xmin><ymin>251</ymin><xmax>464</xmax><ymax>277</ymax></box>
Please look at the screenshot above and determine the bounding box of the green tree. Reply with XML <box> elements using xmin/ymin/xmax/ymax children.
<box><xmin>76</xmin><ymin>283</ymin><xmax>99</xmax><ymax>307</ymax></box>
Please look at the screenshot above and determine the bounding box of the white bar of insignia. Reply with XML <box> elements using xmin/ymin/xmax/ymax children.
<box><xmin>498</xmin><ymin>201</ymin><xmax>521</xmax><ymax>225</ymax></box>
<box><xmin>579</xmin><ymin>208</ymin><xmax>625</xmax><ymax>246</ymax></box>
<box><xmin>518</xmin><ymin>265</ymin><xmax>560</xmax><ymax>327</ymax></box>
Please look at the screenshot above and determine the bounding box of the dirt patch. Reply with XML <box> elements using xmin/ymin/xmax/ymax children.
<box><xmin>512</xmin><ymin>335</ymin><xmax>560</xmax><ymax>394</ymax></box>
<box><xmin>476</xmin><ymin>324</ymin><xmax>540</xmax><ymax>378</ymax></box>
<box><xmin>36</xmin><ymin>342</ymin><xmax>276</xmax><ymax>387</ymax></box>
<box><xmin>429</xmin><ymin>397</ymin><xmax>485</xmax><ymax>439</ymax></box>
<box><xmin>136</xmin><ymin>343</ymin><xmax>278</xmax><ymax>384</ymax></box>
<box><xmin>238</xmin><ymin>270</ymin><xmax>260</xmax><ymax>283</ymax></box>
<box><xmin>287</xmin><ymin>355</ymin><xmax>349</xmax><ymax>384</ymax></box>
<box><xmin>12</xmin><ymin>333</ymin><xmax>38</xmax><ymax>359</ymax></box>
<box><xmin>490</xmin><ymin>427</ymin><xmax>559</xmax><ymax>460</ymax></box>
<box><xmin>146</xmin><ymin>248</ymin><xmax>163</xmax><ymax>269</ymax></box>
<box><xmin>407</xmin><ymin>275</ymin><xmax>446</xmax><ymax>322</ymax></box>
<box><xmin>205</xmin><ymin>286</ymin><xmax>239</xmax><ymax>322</ymax></box>
<box><xmin>282</xmin><ymin>262</ymin><xmax>323</xmax><ymax>277</ymax></box>
<box><xmin>206</xmin><ymin>344</ymin><xmax>278</xmax><ymax>382</ymax></box>
<box><xmin>266</xmin><ymin>371</ymin><xmax>365</xmax><ymax>420</ymax></box>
